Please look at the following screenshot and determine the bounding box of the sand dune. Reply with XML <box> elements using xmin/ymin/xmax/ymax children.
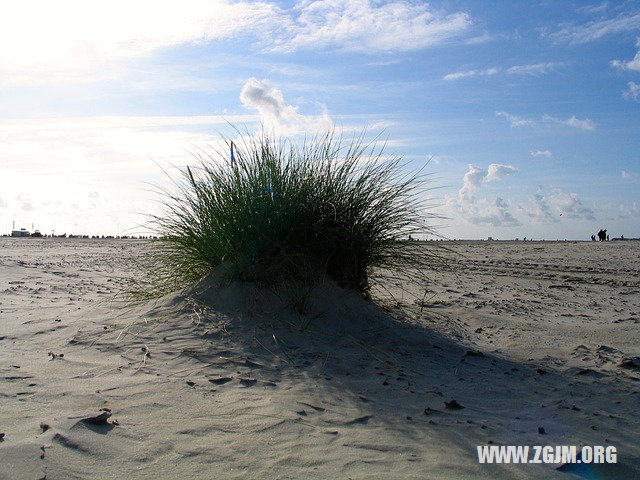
<box><xmin>1</xmin><ymin>238</ymin><xmax>638</xmax><ymax>479</ymax></box>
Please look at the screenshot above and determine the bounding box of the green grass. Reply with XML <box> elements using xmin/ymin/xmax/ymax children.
<box><xmin>131</xmin><ymin>129</ymin><xmax>445</xmax><ymax>308</ymax></box>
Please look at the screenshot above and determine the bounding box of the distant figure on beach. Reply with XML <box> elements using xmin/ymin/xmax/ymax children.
<box><xmin>607</xmin><ymin>234</ymin><xmax>609</xmax><ymax>241</ymax></box>
<box><xmin>597</xmin><ymin>229</ymin><xmax>607</xmax><ymax>241</ymax></box>
<box><xmin>591</xmin><ymin>234</ymin><xmax>596</xmax><ymax>241</ymax></box>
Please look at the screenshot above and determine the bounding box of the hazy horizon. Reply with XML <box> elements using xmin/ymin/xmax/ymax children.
<box><xmin>2</xmin><ymin>1</ymin><xmax>639</xmax><ymax>240</ymax></box>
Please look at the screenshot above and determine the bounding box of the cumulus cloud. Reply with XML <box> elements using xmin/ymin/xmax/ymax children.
<box><xmin>611</xmin><ymin>37</ymin><xmax>640</xmax><ymax>71</ymax></box>
<box><xmin>531</xmin><ymin>150</ymin><xmax>553</xmax><ymax>158</ymax></box>
<box><xmin>496</xmin><ymin>111</ymin><xmax>535</xmax><ymax>127</ymax></box>
<box><xmin>458</xmin><ymin>164</ymin><xmax>486</xmax><ymax>200</ymax></box>
<box><xmin>447</xmin><ymin>163</ymin><xmax>520</xmax><ymax>227</ymax></box>
<box><xmin>454</xmin><ymin>195</ymin><xmax>520</xmax><ymax>227</ymax></box>
<box><xmin>552</xmin><ymin>192</ymin><xmax>596</xmax><ymax>221</ymax></box>
<box><xmin>543</xmin><ymin>114</ymin><xmax>596</xmax><ymax>131</ymax></box>
<box><xmin>490</xmin><ymin>197</ymin><xmax>520</xmax><ymax>226</ymax></box>
<box><xmin>460</xmin><ymin>163</ymin><xmax>518</xmax><ymax>188</ymax></box>
<box><xmin>548</xmin><ymin>11</ymin><xmax>640</xmax><ymax>45</ymax></box>
<box><xmin>623</xmin><ymin>81</ymin><xmax>640</xmax><ymax>101</ymax></box>
<box><xmin>523</xmin><ymin>189</ymin><xmax>558</xmax><ymax>224</ymax></box>
<box><xmin>521</xmin><ymin>188</ymin><xmax>595</xmax><ymax>223</ymax></box>
<box><xmin>240</xmin><ymin>78</ymin><xmax>332</xmax><ymax>133</ymax></box>
<box><xmin>443</xmin><ymin>68</ymin><xmax>499</xmax><ymax>80</ymax></box>
<box><xmin>507</xmin><ymin>62</ymin><xmax>562</xmax><ymax>76</ymax></box>
<box><xmin>622</xmin><ymin>170</ymin><xmax>638</xmax><ymax>181</ymax></box>
<box><xmin>486</xmin><ymin>164</ymin><xmax>518</xmax><ymax>181</ymax></box>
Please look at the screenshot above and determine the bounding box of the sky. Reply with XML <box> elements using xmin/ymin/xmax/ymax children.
<box><xmin>1</xmin><ymin>0</ymin><xmax>639</xmax><ymax>240</ymax></box>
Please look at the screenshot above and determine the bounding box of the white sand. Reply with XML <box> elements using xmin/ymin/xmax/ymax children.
<box><xmin>1</xmin><ymin>238</ymin><xmax>638</xmax><ymax>479</ymax></box>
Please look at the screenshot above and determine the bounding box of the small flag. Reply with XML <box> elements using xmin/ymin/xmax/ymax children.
<box><xmin>230</xmin><ymin>141</ymin><xmax>236</xmax><ymax>168</ymax></box>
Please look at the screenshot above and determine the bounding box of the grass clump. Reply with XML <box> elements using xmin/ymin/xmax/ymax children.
<box><xmin>137</xmin><ymin>129</ymin><xmax>444</xmax><ymax>307</ymax></box>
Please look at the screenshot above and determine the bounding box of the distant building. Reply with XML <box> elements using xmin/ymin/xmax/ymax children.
<box><xmin>11</xmin><ymin>228</ymin><xmax>30</xmax><ymax>237</ymax></box>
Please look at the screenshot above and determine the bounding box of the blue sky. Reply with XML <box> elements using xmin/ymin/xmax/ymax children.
<box><xmin>1</xmin><ymin>0</ymin><xmax>639</xmax><ymax>239</ymax></box>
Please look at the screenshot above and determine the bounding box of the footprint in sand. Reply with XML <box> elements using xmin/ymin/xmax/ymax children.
<box><xmin>342</xmin><ymin>415</ymin><xmax>373</xmax><ymax>426</ymax></box>
<box><xmin>619</xmin><ymin>357</ymin><xmax>640</xmax><ymax>371</ymax></box>
<box><xmin>207</xmin><ymin>377</ymin><xmax>233</xmax><ymax>385</ymax></box>
<box><xmin>297</xmin><ymin>402</ymin><xmax>325</xmax><ymax>412</ymax></box>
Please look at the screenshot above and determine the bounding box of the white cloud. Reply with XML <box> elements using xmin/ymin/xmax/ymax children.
<box><xmin>611</xmin><ymin>38</ymin><xmax>640</xmax><ymax>71</ymax></box>
<box><xmin>623</xmin><ymin>81</ymin><xmax>640</xmax><ymax>100</ymax></box>
<box><xmin>464</xmin><ymin>31</ymin><xmax>495</xmax><ymax>45</ymax></box>
<box><xmin>551</xmin><ymin>192</ymin><xmax>596</xmax><ymax>221</ymax></box>
<box><xmin>496</xmin><ymin>111</ymin><xmax>535</xmax><ymax>127</ymax></box>
<box><xmin>486</xmin><ymin>164</ymin><xmax>518</xmax><ymax>181</ymax></box>
<box><xmin>444</xmin><ymin>71</ymin><xmax>475</xmax><ymax>81</ymax></box>
<box><xmin>240</xmin><ymin>78</ymin><xmax>332</xmax><ymax>134</ymax></box>
<box><xmin>16</xmin><ymin>193</ymin><xmax>34</xmax><ymax>212</ymax></box>
<box><xmin>543</xmin><ymin>114</ymin><xmax>596</xmax><ymax>131</ymax></box>
<box><xmin>458</xmin><ymin>164</ymin><xmax>486</xmax><ymax>199</ymax></box>
<box><xmin>443</xmin><ymin>68</ymin><xmax>499</xmax><ymax>80</ymax></box>
<box><xmin>0</xmin><ymin>114</ymin><xmax>245</xmax><ymax>234</ymax></box>
<box><xmin>490</xmin><ymin>197</ymin><xmax>520</xmax><ymax>226</ymax></box>
<box><xmin>622</xmin><ymin>170</ymin><xmax>638</xmax><ymax>181</ymax></box>
<box><xmin>616</xmin><ymin>202</ymin><xmax>640</xmax><ymax>219</ymax></box>
<box><xmin>278</xmin><ymin>1</ymin><xmax>472</xmax><ymax>53</ymax></box>
<box><xmin>566</xmin><ymin>116</ymin><xmax>596</xmax><ymax>130</ymax></box>
<box><xmin>447</xmin><ymin>163</ymin><xmax>520</xmax><ymax>227</ymax></box>
<box><xmin>507</xmin><ymin>62</ymin><xmax>562</xmax><ymax>76</ymax></box>
<box><xmin>451</xmin><ymin>195</ymin><xmax>520</xmax><ymax>227</ymax></box>
<box><xmin>0</xmin><ymin>1</ymin><xmax>473</xmax><ymax>84</ymax></box>
<box><xmin>445</xmin><ymin>62</ymin><xmax>560</xmax><ymax>81</ymax></box>
<box><xmin>0</xmin><ymin>0</ymin><xmax>283</xmax><ymax>83</ymax></box>
<box><xmin>521</xmin><ymin>188</ymin><xmax>595</xmax><ymax>223</ymax></box>
<box><xmin>549</xmin><ymin>11</ymin><xmax>640</xmax><ymax>45</ymax></box>
<box><xmin>365</xmin><ymin>59</ymin><xmax>403</xmax><ymax>67</ymax></box>
<box><xmin>531</xmin><ymin>150</ymin><xmax>553</xmax><ymax>158</ymax></box>
<box><xmin>0</xmin><ymin>115</ymin><xmax>257</xmax><ymax>174</ymax></box>
<box><xmin>523</xmin><ymin>189</ymin><xmax>558</xmax><ymax>224</ymax></box>
<box><xmin>581</xmin><ymin>2</ymin><xmax>608</xmax><ymax>15</ymax></box>
<box><xmin>425</xmin><ymin>154</ymin><xmax>443</xmax><ymax>165</ymax></box>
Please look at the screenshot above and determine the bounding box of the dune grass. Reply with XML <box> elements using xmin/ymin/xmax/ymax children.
<box><xmin>131</xmin><ymin>129</ymin><xmax>445</xmax><ymax>309</ymax></box>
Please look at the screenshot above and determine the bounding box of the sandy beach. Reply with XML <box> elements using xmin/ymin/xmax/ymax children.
<box><xmin>1</xmin><ymin>238</ymin><xmax>639</xmax><ymax>479</ymax></box>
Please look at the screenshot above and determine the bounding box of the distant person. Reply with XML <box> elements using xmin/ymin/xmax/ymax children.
<box><xmin>606</xmin><ymin>234</ymin><xmax>609</xmax><ymax>241</ymax></box>
<box><xmin>591</xmin><ymin>234</ymin><xmax>595</xmax><ymax>241</ymax></box>
<box><xmin>621</xmin><ymin>234</ymin><xmax>624</xmax><ymax>240</ymax></box>
<box><xmin>523</xmin><ymin>237</ymin><xmax>527</xmax><ymax>242</ymax></box>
